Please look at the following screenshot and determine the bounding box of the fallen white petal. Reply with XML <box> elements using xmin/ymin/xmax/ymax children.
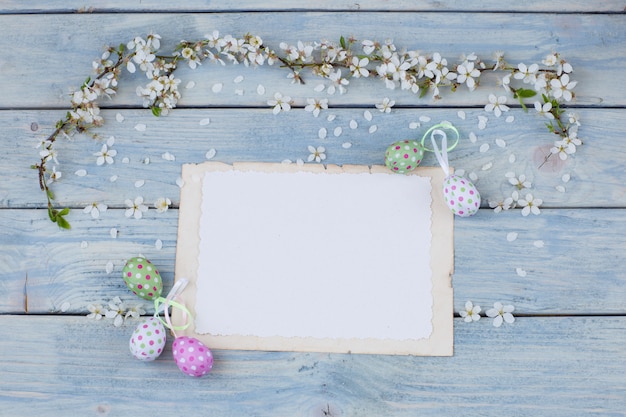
<box><xmin>212</xmin><ymin>83</ymin><xmax>223</xmax><ymax>93</ymax></box>
<box><xmin>342</xmin><ymin>142</ymin><xmax>352</xmax><ymax>149</ymax></box>
<box><xmin>105</xmin><ymin>261</ymin><xmax>114</xmax><ymax>274</ymax></box>
<box><xmin>314</xmin><ymin>84</ymin><xmax>325</xmax><ymax>92</ymax></box>
<box><xmin>233</xmin><ymin>75</ymin><xmax>244</xmax><ymax>83</ymax></box>
<box><xmin>327</xmin><ymin>114</ymin><xmax>336</xmax><ymax>122</ymax></box>
<box><xmin>318</xmin><ymin>127</ymin><xmax>327</xmax><ymax>139</ymax></box>
<box><xmin>109</xmin><ymin>228</ymin><xmax>118</xmax><ymax>238</ymax></box>
<box><xmin>469</xmin><ymin>172</ymin><xmax>478</xmax><ymax>182</ymax></box>
<box><xmin>364</xmin><ymin>110</ymin><xmax>373</xmax><ymax>121</ymax></box>
<box><xmin>80</xmin><ymin>241</ymin><xmax>89</xmax><ymax>249</ymax></box>
<box><xmin>507</xmin><ymin>232</ymin><xmax>518</xmax><ymax>242</ymax></box>
<box><xmin>60</xmin><ymin>302</ymin><xmax>71</xmax><ymax>312</ymax></box>
<box><xmin>199</xmin><ymin>118</ymin><xmax>211</xmax><ymax>126</ymax></box>
<box><xmin>205</xmin><ymin>148</ymin><xmax>217</xmax><ymax>160</ymax></box>
<box><xmin>506</xmin><ymin>115</ymin><xmax>515</xmax><ymax>123</ymax></box>
<box><xmin>333</xmin><ymin>126</ymin><xmax>342</xmax><ymax>137</ymax></box>
<box><xmin>234</xmin><ymin>89</ymin><xmax>244</xmax><ymax>96</ymax></box>
<box><xmin>296</xmin><ymin>158</ymin><xmax>304</xmax><ymax>166</ymax></box>
<box><xmin>176</xmin><ymin>177</ymin><xmax>185</xmax><ymax>188</ymax></box>
<box><xmin>481</xmin><ymin>162</ymin><xmax>493</xmax><ymax>171</ymax></box>
<box><xmin>134</xmin><ymin>123</ymin><xmax>146</xmax><ymax>132</ymax></box>
<box><xmin>457</xmin><ymin>110</ymin><xmax>466</xmax><ymax>120</ymax></box>
<box><xmin>496</xmin><ymin>138</ymin><xmax>506</xmax><ymax>148</ymax></box>
<box><xmin>75</xmin><ymin>169</ymin><xmax>87</xmax><ymax>177</ymax></box>
<box><xmin>480</xmin><ymin>143</ymin><xmax>490</xmax><ymax>153</ymax></box>
<box><xmin>419</xmin><ymin>115</ymin><xmax>431</xmax><ymax>123</ymax></box>
<box><xmin>533</xmin><ymin>240</ymin><xmax>545</xmax><ymax>248</ymax></box>
<box><xmin>115</xmin><ymin>113</ymin><xmax>124</xmax><ymax>123</ymax></box>
<box><xmin>562</xmin><ymin>174</ymin><xmax>571</xmax><ymax>183</ymax></box>
<box><xmin>281</xmin><ymin>159</ymin><xmax>292</xmax><ymax>164</ymax></box>
<box><xmin>508</xmin><ymin>154</ymin><xmax>516</xmax><ymax>163</ymax></box>
<box><xmin>162</xmin><ymin>152</ymin><xmax>176</xmax><ymax>161</ymax></box>
<box><xmin>256</xmin><ymin>84</ymin><xmax>266</xmax><ymax>95</ymax></box>
<box><xmin>369</xmin><ymin>125</ymin><xmax>378</xmax><ymax>134</ymax></box>
<box><xmin>349</xmin><ymin>120</ymin><xmax>358</xmax><ymax>129</ymax></box>
<box><xmin>555</xmin><ymin>185</ymin><xmax>566</xmax><ymax>193</ymax></box>
<box><xmin>516</xmin><ymin>267</ymin><xmax>527</xmax><ymax>277</ymax></box>
<box><xmin>155</xmin><ymin>239</ymin><xmax>163</xmax><ymax>250</ymax></box>
<box><xmin>469</xmin><ymin>132</ymin><xmax>477</xmax><ymax>143</ymax></box>
<box><xmin>455</xmin><ymin>169</ymin><xmax>465</xmax><ymax>177</ymax></box>
<box><xmin>185</xmin><ymin>81</ymin><xmax>196</xmax><ymax>89</ymax></box>
<box><xmin>134</xmin><ymin>180</ymin><xmax>145</xmax><ymax>188</ymax></box>
<box><xmin>409</xmin><ymin>122</ymin><xmax>420</xmax><ymax>129</ymax></box>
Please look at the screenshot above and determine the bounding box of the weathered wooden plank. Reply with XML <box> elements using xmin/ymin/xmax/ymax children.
<box><xmin>1</xmin><ymin>208</ymin><xmax>624</xmax><ymax>315</ymax></box>
<box><xmin>0</xmin><ymin>13</ymin><xmax>624</xmax><ymax>108</ymax></box>
<box><xmin>1</xmin><ymin>315</ymin><xmax>625</xmax><ymax>416</ymax></box>
<box><xmin>1</xmin><ymin>0</ymin><xmax>625</xmax><ymax>13</ymax></box>
<box><xmin>4</xmin><ymin>108</ymin><xmax>625</xmax><ymax>209</ymax></box>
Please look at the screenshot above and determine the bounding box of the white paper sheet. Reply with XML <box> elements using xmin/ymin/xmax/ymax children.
<box><xmin>195</xmin><ymin>169</ymin><xmax>433</xmax><ymax>341</ymax></box>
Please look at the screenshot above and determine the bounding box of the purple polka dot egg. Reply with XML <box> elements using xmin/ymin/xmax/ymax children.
<box><xmin>129</xmin><ymin>317</ymin><xmax>166</xmax><ymax>361</ymax></box>
<box><xmin>442</xmin><ymin>175</ymin><xmax>481</xmax><ymax>217</ymax></box>
<box><xmin>172</xmin><ymin>336</ymin><xmax>214</xmax><ymax>377</ymax></box>
<box><xmin>384</xmin><ymin>140</ymin><xmax>424</xmax><ymax>174</ymax></box>
<box><xmin>122</xmin><ymin>256</ymin><xmax>163</xmax><ymax>301</ymax></box>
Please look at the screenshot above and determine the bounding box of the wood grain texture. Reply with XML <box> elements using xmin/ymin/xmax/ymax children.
<box><xmin>1</xmin><ymin>315</ymin><xmax>625</xmax><ymax>416</ymax></box>
<box><xmin>1</xmin><ymin>0</ymin><xmax>625</xmax><ymax>13</ymax></box>
<box><xmin>1</xmin><ymin>207</ymin><xmax>624</xmax><ymax>316</ymax></box>
<box><xmin>0</xmin><ymin>13</ymin><xmax>624</xmax><ymax>108</ymax></box>
<box><xmin>4</xmin><ymin>108</ymin><xmax>626</xmax><ymax>210</ymax></box>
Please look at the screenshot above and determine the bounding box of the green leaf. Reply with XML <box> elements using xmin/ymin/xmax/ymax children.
<box><xmin>56</xmin><ymin>215</ymin><xmax>71</xmax><ymax>230</ymax></box>
<box><xmin>46</xmin><ymin>189</ymin><xmax>55</xmax><ymax>200</ymax></box>
<box><xmin>56</xmin><ymin>119</ymin><xmax>65</xmax><ymax>129</ymax></box>
<box><xmin>59</xmin><ymin>207</ymin><xmax>70</xmax><ymax>216</ymax></box>
<box><xmin>340</xmin><ymin>36</ymin><xmax>346</xmax><ymax>49</ymax></box>
<box><xmin>48</xmin><ymin>207</ymin><xmax>57</xmax><ymax>222</ymax></box>
<box><xmin>419</xmin><ymin>86</ymin><xmax>429</xmax><ymax>98</ymax></box>
<box><xmin>119</xmin><ymin>43</ymin><xmax>125</xmax><ymax>53</ymax></box>
<box><xmin>83</xmin><ymin>76</ymin><xmax>91</xmax><ymax>87</ymax></box>
<box><xmin>516</xmin><ymin>88</ymin><xmax>537</xmax><ymax>98</ymax></box>
<box><xmin>151</xmin><ymin>106</ymin><xmax>162</xmax><ymax>117</ymax></box>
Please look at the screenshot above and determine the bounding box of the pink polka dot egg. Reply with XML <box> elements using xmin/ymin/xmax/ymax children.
<box><xmin>384</xmin><ymin>140</ymin><xmax>425</xmax><ymax>174</ymax></box>
<box><xmin>129</xmin><ymin>317</ymin><xmax>166</xmax><ymax>361</ymax></box>
<box><xmin>443</xmin><ymin>174</ymin><xmax>481</xmax><ymax>217</ymax></box>
<box><xmin>172</xmin><ymin>336</ymin><xmax>214</xmax><ymax>377</ymax></box>
<box><xmin>122</xmin><ymin>256</ymin><xmax>163</xmax><ymax>301</ymax></box>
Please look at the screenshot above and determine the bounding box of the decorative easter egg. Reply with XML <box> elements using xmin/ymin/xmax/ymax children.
<box><xmin>384</xmin><ymin>140</ymin><xmax>424</xmax><ymax>174</ymax></box>
<box><xmin>172</xmin><ymin>336</ymin><xmax>214</xmax><ymax>377</ymax></box>
<box><xmin>129</xmin><ymin>317</ymin><xmax>167</xmax><ymax>361</ymax></box>
<box><xmin>122</xmin><ymin>257</ymin><xmax>163</xmax><ymax>301</ymax></box>
<box><xmin>442</xmin><ymin>175</ymin><xmax>481</xmax><ymax>217</ymax></box>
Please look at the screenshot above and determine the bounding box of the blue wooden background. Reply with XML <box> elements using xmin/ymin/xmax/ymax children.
<box><xmin>1</xmin><ymin>2</ymin><xmax>625</xmax><ymax>416</ymax></box>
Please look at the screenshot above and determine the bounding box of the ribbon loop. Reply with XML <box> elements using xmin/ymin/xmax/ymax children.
<box><xmin>430</xmin><ymin>129</ymin><xmax>450</xmax><ymax>177</ymax></box>
<box><xmin>153</xmin><ymin>278</ymin><xmax>193</xmax><ymax>337</ymax></box>
<box><xmin>420</xmin><ymin>122</ymin><xmax>460</xmax><ymax>153</ymax></box>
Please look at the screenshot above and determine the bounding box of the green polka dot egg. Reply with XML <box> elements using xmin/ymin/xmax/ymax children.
<box><xmin>129</xmin><ymin>317</ymin><xmax>166</xmax><ymax>361</ymax></box>
<box><xmin>443</xmin><ymin>174</ymin><xmax>481</xmax><ymax>217</ymax></box>
<box><xmin>122</xmin><ymin>256</ymin><xmax>163</xmax><ymax>300</ymax></box>
<box><xmin>385</xmin><ymin>140</ymin><xmax>424</xmax><ymax>174</ymax></box>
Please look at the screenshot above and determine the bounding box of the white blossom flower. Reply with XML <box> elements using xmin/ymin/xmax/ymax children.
<box><xmin>459</xmin><ymin>301</ymin><xmax>481</xmax><ymax>323</ymax></box>
<box><xmin>484</xmin><ymin>94</ymin><xmax>509</xmax><ymax>117</ymax></box>
<box><xmin>327</xmin><ymin>69</ymin><xmax>349</xmax><ymax>95</ymax></box>
<box><xmin>154</xmin><ymin>197</ymin><xmax>172</xmax><ymax>213</ymax></box>
<box><xmin>534</xmin><ymin>101</ymin><xmax>555</xmax><ymax>119</ymax></box>
<box><xmin>550</xmin><ymin>74</ymin><xmax>577</xmax><ymax>101</ymax></box>
<box><xmin>507</xmin><ymin>173</ymin><xmax>532</xmax><ymax>190</ymax></box>
<box><xmin>105</xmin><ymin>297</ymin><xmax>126</xmax><ymax>327</ymax></box>
<box><xmin>514</xmin><ymin>63</ymin><xmax>539</xmax><ymax>84</ymax></box>
<box><xmin>307</xmin><ymin>145</ymin><xmax>326</xmax><ymax>163</ymax></box>
<box><xmin>124</xmin><ymin>304</ymin><xmax>146</xmax><ymax>320</ymax></box>
<box><xmin>499</xmin><ymin>73</ymin><xmax>512</xmax><ymax>92</ymax></box>
<box><xmin>542</xmin><ymin>53</ymin><xmax>558</xmax><ymax>66</ymax></box>
<box><xmin>86</xmin><ymin>303</ymin><xmax>105</xmax><ymax>320</ymax></box>
<box><xmin>48</xmin><ymin>166</ymin><xmax>62</xmax><ymax>183</ymax></box>
<box><xmin>375</xmin><ymin>97</ymin><xmax>395</xmax><ymax>113</ymax></box>
<box><xmin>486</xmin><ymin>302</ymin><xmax>515</xmax><ymax>327</ymax></box>
<box><xmin>551</xmin><ymin>140</ymin><xmax>576</xmax><ymax>160</ymax></box>
<box><xmin>94</xmin><ymin>144</ymin><xmax>117</xmax><ymax>165</ymax></box>
<box><xmin>267</xmin><ymin>92</ymin><xmax>291</xmax><ymax>115</ymax></box>
<box><xmin>304</xmin><ymin>98</ymin><xmax>328</xmax><ymax>117</ymax></box>
<box><xmin>489</xmin><ymin>199</ymin><xmax>513</xmax><ymax>213</ymax></box>
<box><xmin>568</xmin><ymin>112</ymin><xmax>581</xmax><ymax>126</ymax></box>
<box><xmin>362</xmin><ymin>39</ymin><xmax>377</xmax><ymax>55</ymax></box>
<box><xmin>518</xmin><ymin>193</ymin><xmax>542</xmax><ymax>216</ymax></box>
<box><xmin>455</xmin><ymin>61</ymin><xmax>480</xmax><ymax>90</ymax></box>
<box><xmin>125</xmin><ymin>196</ymin><xmax>148</xmax><ymax>219</ymax></box>
<box><xmin>350</xmin><ymin>56</ymin><xmax>370</xmax><ymax>78</ymax></box>
<box><xmin>83</xmin><ymin>202</ymin><xmax>108</xmax><ymax>219</ymax></box>
<box><xmin>180</xmin><ymin>46</ymin><xmax>202</xmax><ymax>69</ymax></box>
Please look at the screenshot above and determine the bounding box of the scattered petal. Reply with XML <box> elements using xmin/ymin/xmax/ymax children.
<box><xmin>342</xmin><ymin>142</ymin><xmax>352</xmax><ymax>149</ymax></box>
<box><xmin>478</xmin><ymin>116</ymin><xmax>488</xmax><ymax>130</ymax></box>
<box><xmin>469</xmin><ymin>132</ymin><xmax>477</xmax><ymax>143</ymax></box>
<box><xmin>80</xmin><ymin>241</ymin><xmax>89</xmax><ymax>249</ymax></box>
<box><xmin>369</xmin><ymin>125</ymin><xmax>378</xmax><ymax>134</ymax></box>
<box><xmin>296</xmin><ymin>158</ymin><xmax>304</xmax><ymax>166</ymax></box>
<box><xmin>115</xmin><ymin>113</ymin><xmax>124</xmax><ymax>123</ymax></box>
<box><xmin>212</xmin><ymin>83</ymin><xmax>223</xmax><ymax>93</ymax></box>
<box><xmin>457</xmin><ymin>110</ymin><xmax>466</xmax><ymax>120</ymax></box>
<box><xmin>555</xmin><ymin>185</ymin><xmax>566</xmax><ymax>193</ymax></box>
<box><xmin>508</xmin><ymin>154</ymin><xmax>516</xmax><ymax>163</ymax></box>
<box><xmin>106</xmin><ymin>136</ymin><xmax>115</xmax><ymax>147</ymax></box>
<box><xmin>134</xmin><ymin>180</ymin><xmax>145</xmax><ymax>188</ymax></box>
<box><xmin>364</xmin><ymin>110</ymin><xmax>373</xmax><ymax>121</ymax></box>
<box><xmin>349</xmin><ymin>120</ymin><xmax>358</xmax><ymax>129</ymax></box>
<box><xmin>199</xmin><ymin>118</ymin><xmax>211</xmax><ymax>126</ymax></box>
<box><xmin>155</xmin><ymin>239</ymin><xmax>163</xmax><ymax>250</ymax></box>
<box><xmin>419</xmin><ymin>115</ymin><xmax>431</xmax><ymax>123</ymax></box>
<box><xmin>314</xmin><ymin>84</ymin><xmax>325</xmax><ymax>92</ymax></box>
<box><xmin>105</xmin><ymin>261</ymin><xmax>114</xmax><ymax>274</ymax></box>
<box><xmin>469</xmin><ymin>172</ymin><xmax>478</xmax><ymax>182</ymax></box>
<box><xmin>256</xmin><ymin>84</ymin><xmax>266</xmax><ymax>95</ymax></box>
<box><xmin>327</xmin><ymin>114</ymin><xmax>336</xmax><ymax>122</ymax></box>
<box><xmin>333</xmin><ymin>126</ymin><xmax>342</xmax><ymax>137</ymax></box>
<box><xmin>75</xmin><ymin>169</ymin><xmax>87</xmax><ymax>177</ymax></box>
<box><xmin>185</xmin><ymin>81</ymin><xmax>196</xmax><ymax>89</ymax></box>
<box><xmin>496</xmin><ymin>138</ymin><xmax>507</xmax><ymax>148</ymax></box>
<box><xmin>122</xmin><ymin>157</ymin><xmax>130</xmax><ymax>164</ymax></box>
<box><xmin>515</xmin><ymin>267</ymin><xmax>527</xmax><ymax>277</ymax></box>
<box><xmin>562</xmin><ymin>174</ymin><xmax>571</xmax><ymax>183</ymax></box>
<box><xmin>234</xmin><ymin>89</ymin><xmax>244</xmax><ymax>96</ymax></box>
<box><xmin>162</xmin><ymin>152</ymin><xmax>176</xmax><ymax>161</ymax></box>
<box><xmin>60</xmin><ymin>302</ymin><xmax>71</xmax><ymax>313</ymax></box>
<box><xmin>506</xmin><ymin>115</ymin><xmax>515</xmax><ymax>123</ymax></box>
<box><xmin>409</xmin><ymin>122</ymin><xmax>420</xmax><ymax>129</ymax></box>
<box><xmin>318</xmin><ymin>127</ymin><xmax>327</xmax><ymax>139</ymax></box>
<box><xmin>281</xmin><ymin>159</ymin><xmax>292</xmax><ymax>164</ymax></box>
<box><xmin>233</xmin><ymin>75</ymin><xmax>244</xmax><ymax>83</ymax></box>
<box><xmin>455</xmin><ymin>169</ymin><xmax>465</xmax><ymax>177</ymax></box>
<box><xmin>533</xmin><ymin>240</ymin><xmax>545</xmax><ymax>248</ymax></box>
<box><xmin>205</xmin><ymin>148</ymin><xmax>217</xmax><ymax>160</ymax></box>
<box><xmin>142</xmin><ymin>157</ymin><xmax>150</xmax><ymax>165</ymax></box>
<box><xmin>110</xmin><ymin>228</ymin><xmax>118</xmax><ymax>238</ymax></box>
<box><xmin>176</xmin><ymin>177</ymin><xmax>185</xmax><ymax>188</ymax></box>
<box><xmin>480</xmin><ymin>143</ymin><xmax>490</xmax><ymax>153</ymax></box>
<box><xmin>481</xmin><ymin>162</ymin><xmax>493</xmax><ymax>171</ymax></box>
<box><xmin>134</xmin><ymin>123</ymin><xmax>146</xmax><ymax>132</ymax></box>
<box><xmin>507</xmin><ymin>232</ymin><xmax>518</xmax><ymax>242</ymax></box>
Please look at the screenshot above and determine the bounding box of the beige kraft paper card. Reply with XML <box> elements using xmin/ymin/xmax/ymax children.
<box><xmin>174</xmin><ymin>162</ymin><xmax>454</xmax><ymax>356</ymax></box>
